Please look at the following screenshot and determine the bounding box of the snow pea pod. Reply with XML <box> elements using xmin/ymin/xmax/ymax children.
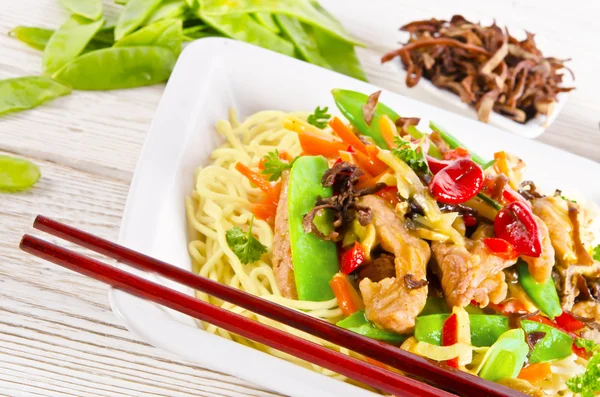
<box><xmin>287</xmin><ymin>156</ymin><xmax>339</xmax><ymax>301</ymax></box>
<box><xmin>478</xmin><ymin>329</ymin><xmax>529</xmax><ymax>381</ymax></box>
<box><xmin>331</xmin><ymin>89</ymin><xmax>399</xmax><ymax>148</ymax></box>
<box><xmin>115</xmin><ymin>0</ymin><xmax>163</xmax><ymax>40</ymax></box>
<box><xmin>275</xmin><ymin>15</ymin><xmax>330</xmax><ymax>67</ymax></box>
<box><xmin>253</xmin><ymin>13</ymin><xmax>280</xmax><ymax>34</ymax></box>
<box><xmin>200</xmin><ymin>0</ymin><xmax>363</xmax><ymax>46</ymax></box>
<box><xmin>311</xmin><ymin>27</ymin><xmax>366</xmax><ymax>81</ymax></box>
<box><xmin>337</xmin><ymin>310</ymin><xmax>406</xmax><ymax>343</ymax></box>
<box><xmin>59</xmin><ymin>0</ymin><xmax>103</xmax><ymax>20</ymax></box>
<box><xmin>200</xmin><ymin>12</ymin><xmax>295</xmax><ymax>57</ymax></box>
<box><xmin>0</xmin><ymin>76</ymin><xmax>71</xmax><ymax>117</ymax></box>
<box><xmin>116</xmin><ymin>19</ymin><xmax>183</xmax><ymax>56</ymax></box>
<box><xmin>145</xmin><ymin>0</ymin><xmax>188</xmax><ymax>24</ymax></box>
<box><xmin>9</xmin><ymin>27</ymin><xmax>53</xmax><ymax>51</ymax></box>
<box><xmin>0</xmin><ymin>155</ymin><xmax>41</xmax><ymax>192</ymax></box>
<box><xmin>518</xmin><ymin>261</ymin><xmax>562</xmax><ymax>320</ymax></box>
<box><xmin>521</xmin><ymin>320</ymin><xmax>572</xmax><ymax>363</ymax></box>
<box><xmin>429</xmin><ymin>121</ymin><xmax>488</xmax><ymax>166</ymax></box>
<box><xmin>53</xmin><ymin>46</ymin><xmax>176</xmax><ymax>90</ymax></box>
<box><xmin>43</xmin><ymin>16</ymin><xmax>105</xmax><ymax>75</ymax></box>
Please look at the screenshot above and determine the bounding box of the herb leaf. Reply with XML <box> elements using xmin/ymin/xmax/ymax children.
<box><xmin>567</xmin><ymin>349</ymin><xmax>600</xmax><ymax>397</ymax></box>
<box><xmin>307</xmin><ymin>106</ymin><xmax>331</xmax><ymax>128</ymax></box>
<box><xmin>226</xmin><ymin>216</ymin><xmax>268</xmax><ymax>265</ymax></box>
<box><xmin>593</xmin><ymin>245</ymin><xmax>600</xmax><ymax>261</ymax></box>
<box><xmin>392</xmin><ymin>137</ymin><xmax>428</xmax><ymax>174</ymax></box>
<box><xmin>576</xmin><ymin>338</ymin><xmax>599</xmax><ymax>354</ymax></box>
<box><xmin>260</xmin><ymin>150</ymin><xmax>295</xmax><ymax>181</ymax></box>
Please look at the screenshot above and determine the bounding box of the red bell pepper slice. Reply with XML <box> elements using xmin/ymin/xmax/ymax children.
<box><xmin>442</xmin><ymin>147</ymin><xmax>470</xmax><ymax>161</ymax></box>
<box><xmin>494</xmin><ymin>201</ymin><xmax>541</xmax><ymax>257</ymax></box>
<box><xmin>554</xmin><ymin>312</ymin><xmax>585</xmax><ymax>333</ymax></box>
<box><xmin>442</xmin><ymin>313</ymin><xmax>459</xmax><ymax>368</ymax></box>
<box><xmin>425</xmin><ymin>155</ymin><xmax>452</xmax><ymax>175</ymax></box>
<box><xmin>484</xmin><ymin>238</ymin><xmax>519</xmax><ymax>260</ymax></box>
<box><xmin>340</xmin><ymin>241</ymin><xmax>366</xmax><ymax>275</ymax></box>
<box><xmin>429</xmin><ymin>159</ymin><xmax>484</xmax><ymax>204</ymax></box>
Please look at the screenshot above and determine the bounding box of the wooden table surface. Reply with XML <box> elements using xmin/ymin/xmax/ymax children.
<box><xmin>1</xmin><ymin>0</ymin><xmax>599</xmax><ymax>395</ymax></box>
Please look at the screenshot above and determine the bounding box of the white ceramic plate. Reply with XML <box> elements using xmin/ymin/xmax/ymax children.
<box><xmin>111</xmin><ymin>38</ymin><xmax>600</xmax><ymax>397</ymax></box>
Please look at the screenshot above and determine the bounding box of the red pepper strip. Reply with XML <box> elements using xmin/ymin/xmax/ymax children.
<box><xmin>554</xmin><ymin>312</ymin><xmax>586</xmax><ymax>332</ymax></box>
<box><xmin>329</xmin><ymin>117</ymin><xmax>368</xmax><ymax>154</ymax></box>
<box><xmin>376</xmin><ymin>186</ymin><xmax>400</xmax><ymax>206</ymax></box>
<box><xmin>340</xmin><ymin>241</ymin><xmax>366</xmax><ymax>275</ymax></box>
<box><xmin>494</xmin><ymin>201</ymin><xmax>542</xmax><ymax>257</ymax></box>
<box><xmin>235</xmin><ymin>163</ymin><xmax>274</xmax><ymax>194</ymax></box>
<box><xmin>442</xmin><ymin>147</ymin><xmax>470</xmax><ymax>161</ymax></box>
<box><xmin>297</xmin><ymin>131</ymin><xmax>348</xmax><ymax>158</ymax></box>
<box><xmin>484</xmin><ymin>238</ymin><xmax>520</xmax><ymax>260</ymax></box>
<box><xmin>488</xmin><ymin>298</ymin><xmax>529</xmax><ymax>315</ymax></box>
<box><xmin>463</xmin><ymin>214</ymin><xmax>477</xmax><ymax>227</ymax></box>
<box><xmin>425</xmin><ymin>155</ymin><xmax>452</xmax><ymax>175</ymax></box>
<box><xmin>502</xmin><ymin>186</ymin><xmax>529</xmax><ymax>205</ymax></box>
<box><xmin>330</xmin><ymin>273</ymin><xmax>364</xmax><ymax>317</ymax></box>
<box><xmin>429</xmin><ymin>159</ymin><xmax>484</xmax><ymax>204</ymax></box>
<box><xmin>572</xmin><ymin>343</ymin><xmax>589</xmax><ymax>359</ymax></box>
<box><xmin>442</xmin><ymin>313</ymin><xmax>459</xmax><ymax>368</ymax></box>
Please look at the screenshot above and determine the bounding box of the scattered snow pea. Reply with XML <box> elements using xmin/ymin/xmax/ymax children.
<box><xmin>287</xmin><ymin>156</ymin><xmax>339</xmax><ymax>301</ymax></box>
<box><xmin>9</xmin><ymin>27</ymin><xmax>54</xmax><ymax>51</ymax></box>
<box><xmin>200</xmin><ymin>0</ymin><xmax>363</xmax><ymax>46</ymax></box>
<box><xmin>311</xmin><ymin>27</ymin><xmax>366</xmax><ymax>82</ymax></box>
<box><xmin>429</xmin><ymin>121</ymin><xmax>488</xmax><ymax>166</ymax></box>
<box><xmin>59</xmin><ymin>0</ymin><xmax>103</xmax><ymax>20</ymax></box>
<box><xmin>275</xmin><ymin>15</ymin><xmax>330</xmax><ymax>67</ymax></box>
<box><xmin>43</xmin><ymin>16</ymin><xmax>105</xmax><ymax>75</ymax></box>
<box><xmin>331</xmin><ymin>89</ymin><xmax>399</xmax><ymax>148</ymax></box>
<box><xmin>53</xmin><ymin>46</ymin><xmax>176</xmax><ymax>90</ymax></box>
<box><xmin>518</xmin><ymin>261</ymin><xmax>562</xmax><ymax>319</ymax></box>
<box><xmin>0</xmin><ymin>155</ymin><xmax>41</xmax><ymax>191</ymax></box>
<box><xmin>253</xmin><ymin>13</ymin><xmax>280</xmax><ymax>34</ymax></box>
<box><xmin>0</xmin><ymin>76</ymin><xmax>71</xmax><ymax>117</ymax></box>
<box><xmin>478</xmin><ymin>329</ymin><xmax>529</xmax><ymax>381</ymax></box>
<box><xmin>144</xmin><ymin>0</ymin><xmax>188</xmax><ymax>24</ymax></box>
<box><xmin>116</xmin><ymin>19</ymin><xmax>183</xmax><ymax>56</ymax></box>
<box><xmin>337</xmin><ymin>310</ymin><xmax>406</xmax><ymax>343</ymax></box>
<box><xmin>199</xmin><ymin>12</ymin><xmax>295</xmax><ymax>57</ymax></box>
<box><xmin>115</xmin><ymin>0</ymin><xmax>163</xmax><ymax>40</ymax></box>
<box><xmin>521</xmin><ymin>320</ymin><xmax>573</xmax><ymax>363</ymax></box>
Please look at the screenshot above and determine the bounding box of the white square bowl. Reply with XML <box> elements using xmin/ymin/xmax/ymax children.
<box><xmin>111</xmin><ymin>38</ymin><xmax>600</xmax><ymax>397</ymax></box>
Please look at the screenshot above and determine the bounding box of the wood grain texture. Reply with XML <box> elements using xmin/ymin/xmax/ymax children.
<box><xmin>0</xmin><ymin>0</ymin><xmax>599</xmax><ymax>395</ymax></box>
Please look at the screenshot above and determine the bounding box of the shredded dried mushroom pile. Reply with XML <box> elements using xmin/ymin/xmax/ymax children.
<box><xmin>382</xmin><ymin>15</ymin><xmax>575</xmax><ymax>124</ymax></box>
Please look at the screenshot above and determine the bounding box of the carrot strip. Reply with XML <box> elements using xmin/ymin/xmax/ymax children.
<box><xmin>339</xmin><ymin>151</ymin><xmax>356</xmax><ymax>164</ymax></box>
<box><xmin>330</xmin><ymin>273</ymin><xmax>364</xmax><ymax>317</ymax></box>
<box><xmin>252</xmin><ymin>181</ymin><xmax>281</xmax><ymax>224</ymax></box>
<box><xmin>235</xmin><ymin>163</ymin><xmax>274</xmax><ymax>194</ymax></box>
<box><xmin>379</xmin><ymin>114</ymin><xmax>398</xmax><ymax>148</ymax></box>
<box><xmin>329</xmin><ymin>117</ymin><xmax>368</xmax><ymax>154</ymax></box>
<box><xmin>354</xmin><ymin>149</ymin><xmax>388</xmax><ymax>176</ymax></box>
<box><xmin>517</xmin><ymin>363</ymin><xmax>551</xmax><ymax>383</ymax></box>
<box><xmin>298</xmin><ymin>133</ymin><xmax>348</xmax><ymax>158</ymax></box>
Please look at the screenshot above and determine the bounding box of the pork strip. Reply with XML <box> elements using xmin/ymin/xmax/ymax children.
<box><xmin>271</xmin><ymin>172</ymin><xmax>297</xmax><ymax>299</ymax></box>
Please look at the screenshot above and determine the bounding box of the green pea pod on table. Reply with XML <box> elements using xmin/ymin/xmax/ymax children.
<box><xmin>311</xmin><ymin>28</ymin><xmax>366</xmax><ymax>82</ymax></box>
<box><xmin>144</xmin><ymin>0</ymin><xmax>188</xmax><ymax>25</ymax></box>
<box><xmin>199</xmin><ymin>0</ymin><xmax>363</xmax><ymax>47</ymax></box>
<box><xmin>115</xmin><ymin>19</ymin><xmax>183</xmax><ymax>56</ymax></box>
<box><xmin>253</xmin><ymin>13</ymin><xmax>280</xmax><ymax>34</ymax></box>
<box><xmin>53</xmin><ymin>46</ymin><xmax>176</xmax><ymax>90</ymax></box>
<box><xmin>287</xmin><ymin>156</ymin><xmax>339</xmax><ymax>301</ymax></box>
<box><xmin>59</xmin><ymin>0</ymin><xmax>103</xmax><ymax>21</ymax></box>
<box><xmin>337</xmin><ymin>310</ymin><xmax>406</xmax><ymax>343</ymax></box>
<box><xmin>9</xmin><ymin>27</ymin><xmax>54</xmax><ymax>51</ymax></box>
<box><xmin>115</xmin><ymin>0</ymin><xmax>163</xmax><ymax>40</ymax></box>
<box><xmin>0</xmin><ymin>155</ymin><xmax>41</xmax><ymax>192</ymax></box>
<box><xmin>429</xmin><ymin>121</ymin><xmax>489</xmax><ymax>166</ymax></box>
<box><xmin>199</xmin><ymin>12</ymin><xmax>295</xmax><ymax>57</ymax></box>
<box><xmin>0</xmin><ymin>76</ymin><xmax>71</xmax><ymax>117</ymax></box>
<box><xmin>331</xmin><ymin>89</ymin><xmax>399</xmax><ymax>148</ymax></box>
<box><xmin>43</xmin><ymin>16</ymin><xmax>105</xmax><ymax>75</ymax></box>
<box><xmin>275</xmin><ymin>15</ymin><xmax>330</xmax><ymax>67</ymax></box>
<box><xmin>518</xmin><ymin>261</ymin><xmax>562</xmax><ymax>319</ymax></box>
<box><xmin>478</xmin><ymin>329</ymin><xmax>529</xmax><ymax>382</ymax></box>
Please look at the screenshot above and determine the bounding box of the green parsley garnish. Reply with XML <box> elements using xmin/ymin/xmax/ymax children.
<box><xmin>567</xmin><ymin>348</ymin><xmax>600</xmax><ymax>397</ymax></box>
<box><xmin>561</xmin><ymin>195</ymin><xmax>578</xmax><ymax>204</ymax></box>
<box><xmin>260</xmin><ymin>150</ymin><xmax>296</xmax><ymax>181</ymax></box>
<box><xmin>225</xmin><ymin>216</ymin><xmax>268</xmax><ymax>265</ymax></box>
<box><xmin>392</xmin><ymin>137</ymin><xmax>429</xmax><ymax>174</ymax></box>
<box><xmin>576</xmin><ymin>338</ymin><xmax>599</xmax><ymax>354</ymax></box>
<box><xmin>307</xmin><ymin>106</ymin><xmax>331</xmax><ymax>129</ymax></box>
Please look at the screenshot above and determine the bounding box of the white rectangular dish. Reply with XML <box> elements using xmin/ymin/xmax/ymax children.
<box><xmin>111</xmin><ymin>38</ymin><xmax>600</xmax><ymax>397</ymax></box>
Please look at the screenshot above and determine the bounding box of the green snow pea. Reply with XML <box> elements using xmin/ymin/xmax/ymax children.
<box><xmin>43</xmin><ymin>16</ymin><xmax>105</xmax><ymax>75</ymax></box>
<box><xmin>478</xmin><ymin>329</ymin><xmax>529</xmax><ymax>381</ymax></box>
<box><xmin>59</xmin><ymin>0</ymin><xmax>103</xmax><ymax>20</ymax></box>
<box><xmin>429</xmin><ymin>121</ymin><xmax>488</xmax><ymax>166</ymax></box>
<box><xmin>182</xmin><ymin>25</ymin><xmax>222</xmax><ymax>41</ymax></box>
<box><xmin>311</xmin><ymin>27</ymin><xmax>366</xmax><ymax>81</ymax></box>
<box><xmin>0</xmin><ymin>76</ymin><xmax>71</xmax><ymax>117</ymax></box>
<box><xmin>145</xmin><ymin>0</ymin><xmax>188</xmax><ymax>24</ymax></box>
<box><xmin>199</xmin><ymin>12</ymin><xmax>295</xmax><ymax>57</ymax></box>
<box><xmin>331</xmin><ymin>89</ymin><xmax>399</xmax><ymax>148</ymax></box>
<box><xmin>518</xmin><ymin>261</ymin><xmax>562</xmax><ymax>320</ymax></box>
<box><xmin>115</xmin><ymin>0</ymin><xmax>163</xmax><ymax>40</ymax></box>
<box><xmin>116</xmin><ymin>19</ymin><xmax>183</xmax><ymax>56</ymax></box>
<box><xmin>275</xmin><ymin>15</ymin><xmax>330</xmax><ymax>67</ymax></box>
<box><xmin>0</xmin><ymin>155</ymin><xmax>41</xmax><ymax>192</ymax></box>
<box><xmin>288</xmin><ymin>156</ymin><xmax>339</xmax><ymax>301</ymax></box>
<box><xmin>337</xmin><ymin>310</ymin><xmax>406</xmax><ymax>343</ymax></box>
<box><xmin>253</xmin><ymin>13</ymin><xmax>280</xmax><ymax>34</ymax></box>
<box><xmin>9</xmin><ymin>27</ymin><xmax>54</xmax><ymax>51</ymax></box>
<box><xmin>521</xmin><ymin>321</ymin><xmax>572</xmax><ymax>363</ymax></box>
<box><xmin>53</xmin><ymin>46</ymin><xmax>176</xmax><ymax>90</ymax></box>
<box><xmin>199</xmin><ymin>0</ymin><xmax>363</xmax><ymax>46</ymax></box>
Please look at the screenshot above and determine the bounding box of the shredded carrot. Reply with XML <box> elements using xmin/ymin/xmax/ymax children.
<box><xmin>235</xmin><ymin>163</ymin><xmax>274</xmax><ymax>194</ymax></box>
<box><xmin>517</xmin><ymin>363</ymin><xmax>551</xmax><ymax>383</ymax></box>
<box><xmin>355</xmin><ymin>170</ymin><xmax>387</xmax><ymax>190</ymax></box>
<box><xmin>354</xmin><ymin>150</ymin><xmax>388</xmax><ymax>176</ymax></box>
<box><xmin>493</xmin><ymin>151</ymin><xmax>517</xmax><ymax>189</ymax></box>
<box><xmin>330</xmin><ymin>273</ymin><xmax>364</xmax><ymax>317</ymax></box>
<box><xmin>297</xmin><ymin>132</ymin><xmax>348</xmax><ymax>158</ymax></box>
<box><xmin>252</xmin><ymin>181</ymin><xmax>281</xmax><ymax>224</ymax></box>
<box><xmin>329</xmin><ymin>116</ymin><xmax>368</xmax><ymax>154</ymax></box>
<box><xmin>379</xmin><ymin>114</ymin><xmax>398</xmax><ymax>148</ymax></box>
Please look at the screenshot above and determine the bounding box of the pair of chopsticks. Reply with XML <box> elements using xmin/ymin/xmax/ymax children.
<box><xmin>20</xmin><ymin>216</ymin><xmax>525</xmax><ymax>397</ymax></box>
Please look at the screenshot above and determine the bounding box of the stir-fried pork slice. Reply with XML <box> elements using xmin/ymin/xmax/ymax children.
<box><xmin>432</xmin><ymin>224</ymin><xmax>518</xmax><ymax>308</ymax></box>
<box><xmin>358</xmin><ymin>195</ymin><xmax>430</xmax><ymax>334</ymax></box>
<box><xmin>532</xmin><ymin>197</ymin><xmax>577</xmax><ymax>266</ymax></box>
<box><xmin>357</xmin><ymin>253</ymin><xmax>396</xmax><ymax>284</ymax></box>
<box><xmin>572</xmin><ymin>300</ymin><xmax>600</xmax><ymax>322</ymax></box>
<box><xmin>521</xmin><ymin>215</ymin><xmax>555</xmax><ymax>283</ymax></box>
<box><xmin>559</xmin><ymin>262</ymin><xmax>600</xmax><ymax>310</ymax></box>
<box><xmin>271</xmin><ymin>172</ymin><xmax>297</xmax><ymax>299</ymax></box>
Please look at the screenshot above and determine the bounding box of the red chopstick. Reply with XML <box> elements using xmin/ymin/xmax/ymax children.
<box><xmin>28</xmin><ymin>216</ymin><xmax>526</xmax><ymax>397</ymax></box>
<box><xmin>20</xmin><ymin>233</ymin><xmax>445</xmax><ymax>397</ymax></box>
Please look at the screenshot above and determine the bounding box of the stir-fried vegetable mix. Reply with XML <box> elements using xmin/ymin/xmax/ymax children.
<box><xmin>227</xmin><ymin>88</ymin><xmax>600</xmax><ymax>395</ymax></box>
